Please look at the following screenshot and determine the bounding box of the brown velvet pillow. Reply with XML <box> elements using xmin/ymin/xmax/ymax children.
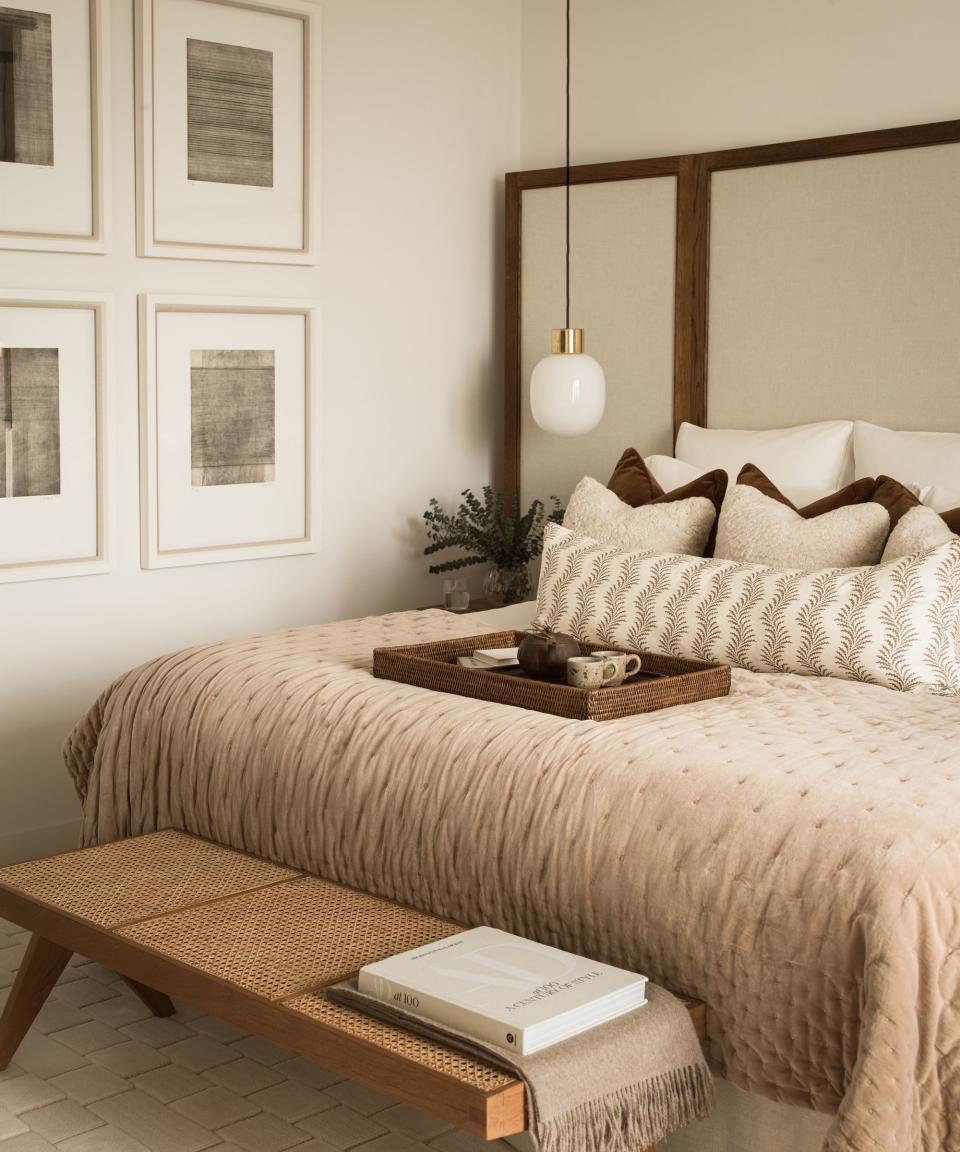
<box><xmin>608</xmin><ymin>448</ymin><xmax>727</xmax><ymax>519</ymax></box>
<box><xmin>736</xmin><ymin>463</ymin><xmax>877</xmax><ymax>517</ymax></box>
<box><xmin>873</xmin><ymin>475</ymin><xmax>960</xmax><ymax>534</ymax></box>
<box><xmin>607</xmin><ymin>449</ymin><xmax>727</xmax><ymax>557</ymax></box>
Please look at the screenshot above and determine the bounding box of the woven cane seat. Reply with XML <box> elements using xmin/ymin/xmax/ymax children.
<box><xmin>0</xmin><ymin>831</ymin><xmax>297</xmax><ymax>927</ymax></box>
<box><xmin>287</xmin><ymin>993</ymin><xmax>515</xmax><ymax>1091</ymax></box>
<box><xmin>0</xmin><ymin>830</ymin><xmax>522</xmax><ymax>1137</ymax></box>
<box><xmin>119</xmin><ymin>873</ymin><xmax>461</xmax><ymax>1000</ymax></box>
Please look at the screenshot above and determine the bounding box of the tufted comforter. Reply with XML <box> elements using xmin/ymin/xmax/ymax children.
<box><xmin>64</xmin><ymin>610</ymin><xmax>960</xmax><ymax>1152</ymax></box>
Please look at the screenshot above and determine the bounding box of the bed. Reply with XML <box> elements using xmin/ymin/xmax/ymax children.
<box><xmin>501</xmin><ymin>118</ymin><xmax>960</xmax><ymax>1149</ymax></box>
<box><xmin>66</xmin><ymin>118</ymin><xmax>960</xmax><ymax>1152</ymax></box>
<box><xmin>65</xmin><ymin>598</ymin><xmax>959</xmax><ymax>1152</ymax></box>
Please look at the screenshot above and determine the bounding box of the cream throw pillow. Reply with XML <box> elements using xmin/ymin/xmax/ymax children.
<box><xmin>535</xmin><ymin>523</ymin><xmax>960</xmax><ymax>695</ymax></box>
<box><xmin>563</xmin><ymin>476</ymin><xmax>715</xmax><ymax>556</ymax></box>
<box><xmin>882</xmin><ymin>505</ymin><xmax>956</xmax><ymax>563</ymax></box>
<box><xmin>714</xmin><ymin>484</ymin><xmax>890</xmax><ymax>570</ymax></box>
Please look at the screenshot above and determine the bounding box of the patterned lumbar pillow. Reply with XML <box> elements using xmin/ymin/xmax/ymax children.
<box><xmin>563</xmin><ymin>476</ymin><xmax>716</xmax><ymax>557</ymax></box>
<box><xmin>535</xmin><ymin>523</ymin><xmax>960</xmax><ymax>695</ymax></box>
<box><xmin>714</xmin><ymin>483</ymin><xmax>890</xmax><ymax>570</ymax></box>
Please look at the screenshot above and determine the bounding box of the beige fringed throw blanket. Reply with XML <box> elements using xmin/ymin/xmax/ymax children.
<box><xmin>329</xmin><ymin>981</ymin><xmax>713</xmax><ymax>1152</ymax></box>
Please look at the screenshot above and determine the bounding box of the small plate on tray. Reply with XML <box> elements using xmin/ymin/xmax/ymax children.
<box><xmin>373</xmin><ymin>631</ymin><xmax>730</xmax><ymax>722</ymax></box>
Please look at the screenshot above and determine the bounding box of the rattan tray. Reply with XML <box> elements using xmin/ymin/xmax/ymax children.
<box><xmin>373</xmin><ymin>630</ymin><xmax>731</xmax><ymax>721</ymax></box>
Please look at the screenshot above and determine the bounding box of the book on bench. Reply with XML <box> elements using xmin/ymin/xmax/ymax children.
<box><xmin>358</xmin><ymin>926</ymin><xmax>647</xmax><ymax>1055</ymax></box>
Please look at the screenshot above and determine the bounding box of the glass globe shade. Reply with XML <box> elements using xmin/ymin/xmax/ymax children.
<box><xmin>530</xmin><ymin>352</ymin><xmax>606</xmax><ymax>437</ymax></box>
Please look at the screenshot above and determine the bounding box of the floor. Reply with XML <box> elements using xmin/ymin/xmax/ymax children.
<box><xmin>0</xmin><ymin>919</ymin><xmax>519</xmax><ymax>1152</ymax></box>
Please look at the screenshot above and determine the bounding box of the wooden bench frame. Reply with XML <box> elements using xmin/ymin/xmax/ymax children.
<box><xmin>0</xmin><ymin>833</ymin><xmax>705</xmax><ymax>1145</ymax></box>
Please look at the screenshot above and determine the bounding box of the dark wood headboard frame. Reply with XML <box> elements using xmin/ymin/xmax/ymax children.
<box><xmin>503</xmin><ymin>117</ymin><xmax>960</xmax><ymax>502</ymax></box>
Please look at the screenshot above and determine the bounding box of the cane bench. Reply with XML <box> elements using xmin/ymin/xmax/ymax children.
<box><xmin>0</xmin><ymin>830</ymin><xmax>705</xmax><ymax>1144</ymax></box>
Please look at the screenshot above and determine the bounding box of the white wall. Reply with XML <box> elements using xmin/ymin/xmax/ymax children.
<box><xmin>521</xmin><ymin>0</ymin><xmax>960</xmax><ymax>167</ymax></box>
<box><xmin>10</xmin><ymin>0</ymin><xmax>959</xmax><ymax>861</ymax></box>
<box><xmin>0</xmin><ymin>0</ymin><xmax>521</xmax><ymax>861</ymax></box>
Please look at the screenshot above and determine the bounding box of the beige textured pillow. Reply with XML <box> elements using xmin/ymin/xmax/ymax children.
<box><xmin>535</xmin><ymin>523</ymin><xmax>960</xmax><ymax>696</ymax></box>
<box><xmin>882</xmin><ymin>505</ymin><xmax>956</xmax><ymax>563</ymax></box>
<box><xmin>714</xmin><ymin>484</ymin><xmax>890</xmax><ymax>570</ymax></box>
<box><xmin>563</xmin><ymin>476</ymin><xmax>715</xmax><ymax>556</ymax></box>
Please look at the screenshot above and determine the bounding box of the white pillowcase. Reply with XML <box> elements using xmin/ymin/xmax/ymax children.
<box><xmin>536</xmin><ymin>523</ymin><xmax>960</xmax><ymax>696</ymax></box>
<box><xmin>854</xmin><ymin>422</ymin><xmax>960</xmax><ymax>511</ymax></box>
<box><xmin>675</xmin><ymin>420</ymin><xmax>854</xmax><ymax>506</ymax></box>
<box><xmin>563</xmin><ymin>476</ymin><xmax>715</xmax><ymax>556</ymax></box>
<box><xmin>643</xmin><ymin>455</ymin><xmax>704</xmax><ymax>492</ymax></box>
<box><xmin>714</xmin><ymin>485</ymin><xmax>889</xmax><ymax>570</ymax></box>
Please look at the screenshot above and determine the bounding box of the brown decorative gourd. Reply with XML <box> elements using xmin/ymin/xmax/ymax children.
<box><xmin>517</xmin><ymin>627</ymin><xmax>580</xmax><ymax>681</ymax></box>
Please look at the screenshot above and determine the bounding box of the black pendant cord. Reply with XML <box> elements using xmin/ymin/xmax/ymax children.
<box><xmin>564</xmin><ymin>0</ymin><xmax>571</xmax><ymax>331</ymax></box>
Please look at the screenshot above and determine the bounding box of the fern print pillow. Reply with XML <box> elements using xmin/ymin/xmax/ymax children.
<box><xmin>534</xmin><ymin>523</ymin><xmax>960</xmax><ymax>695</ymax></box>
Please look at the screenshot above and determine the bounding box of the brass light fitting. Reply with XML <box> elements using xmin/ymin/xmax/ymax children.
<box><xmin>550</xmin><ymin>328</ymin><xmax>583</xmax><ymax>355</ymax></box>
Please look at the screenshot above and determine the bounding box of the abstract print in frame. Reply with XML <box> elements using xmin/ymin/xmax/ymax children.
<box><xmin>139</xmin><ymin>294</ymin><xmax>319</xmax><ymax>568</ymax></box>
<box><xmin>136</xmin><ymin>0</ymin><xmax>319</xmax><ymax>264</ymax></box>
<box><xmin>0</xmin><ymin>0</ymin><xmax>111</xmax><ymax>253</ymax></box>
<box><xmin>0</xmin><ymin>290</ymin><xmax>113</xmax><ymax>583</ymax></box>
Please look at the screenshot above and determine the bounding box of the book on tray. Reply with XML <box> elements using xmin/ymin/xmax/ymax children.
<box><xmin>473</xmin><ymin>647</ymin><xmax>520</xmax><ymax>667</ymax></box>
<box><xmin>358</xmin><ymin>926</ymin><xmax>647</xmax><ymax>1054</ymax></box>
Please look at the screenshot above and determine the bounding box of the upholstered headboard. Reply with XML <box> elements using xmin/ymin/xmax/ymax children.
<box><xmin>505</xmin><ymin>120</ymin><xmax>960</xmax><ymax>508</ymax></box>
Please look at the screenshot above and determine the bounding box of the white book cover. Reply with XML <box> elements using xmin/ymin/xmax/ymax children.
<box><xmin>472</xmin><ymin>647</ymin><xmax>520</xmax><ymax>667</ymax></box>
<box><xmin>359</xmin><ymin>927</ymin><xmax>647</xmax><ymax>1054</ymax></box>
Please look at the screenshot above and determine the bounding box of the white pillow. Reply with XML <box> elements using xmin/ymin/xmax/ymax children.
<box><xmin>922</xmin><ymin>486</ymin><xmax>960</xmax><ymax>514</ymax></box>
<box><xmin>536</xmin><ymin>523</ymin><xmax>960</xmax><ymax>696</ymax></box>
<box><xmin>881</xmin><ymin>505</ymin><xmax>956</xmax><ymax>564</ymax></box>
<box><xmin>854</xmin><ymin>422</ymin><xmax>960</xmax><ymax>511</ymax></box>
<box><xmin>563</xmin><ymin>476</ymin><xmax>715</xmax><ymax>556</ymax></box>
<box><xmin>714</xmin><ymin>484</ymin><xmax>889</xmax><ymax>570</ymax></box>
<box><xmin>675</xmin><ymin>420</ymin><xmax>854</xmax><ymax>506</ymax></box>
<box><xmin>643</xmin><ymin>455</ymin><xmax>704</xmax><ymax>492</ymax></box>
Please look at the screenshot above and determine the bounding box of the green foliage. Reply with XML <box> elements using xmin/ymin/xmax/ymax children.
<box><xmin>423</xmin><ymin>487</ymin><xmax>563</xmax><ymax>574</ymax></box>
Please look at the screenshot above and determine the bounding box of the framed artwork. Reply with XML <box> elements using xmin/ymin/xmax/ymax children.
<box><xmin>139</xmin><ymin>294</ymin><xmax>319</xmax><ymax>568</ymax></box>
<box><xmin>0</xmin><ymin>0</ymin><xmax>111</xmax><ymax>253</ymax></box>
<box><xmin>136</xmin><ymin>0</ymin><xmax>319</xmax><ymax>265</ymax></box>
<box><xmin>0</xmin><ymin>290</ymin><xmax>113</xmax><ymax>583</ymax></box>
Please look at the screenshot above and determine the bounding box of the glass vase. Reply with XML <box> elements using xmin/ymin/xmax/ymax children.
<box><xmin>483</xmin><ymin>563</ymin><xmax>530</xmax><ymax>607</ymax></box>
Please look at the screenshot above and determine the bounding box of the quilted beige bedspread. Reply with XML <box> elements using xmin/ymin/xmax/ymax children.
<box><xmin>64</xmin><ymin>610</ymin><xmax>960</xmax><ymax>1152</ymax></box>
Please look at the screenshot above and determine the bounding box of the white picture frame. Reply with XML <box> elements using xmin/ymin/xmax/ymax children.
<box><xmin>139</xmin><ymin>293</ymin><xmax>320</xmax><ymax>568</ymax></box>
<box><xmin>0</xmin><ymin>0</ymin><xmax>112</xmax><ymax>254</ymax></box>
<box><xmin>0</xmin><ymin>289</ymin><xmax>113</xmax><ymax>583</ymax></box>
<box><xmin>135</xmin><ymin>0</ymin><xmax>319</xmax><ymax>265</ymax></box>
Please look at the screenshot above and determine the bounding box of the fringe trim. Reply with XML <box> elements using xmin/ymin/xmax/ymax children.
<box><xmin>538</xmin><ymin>1062</ymin><xmax>716</xmax><ymax>1152</ymax></box>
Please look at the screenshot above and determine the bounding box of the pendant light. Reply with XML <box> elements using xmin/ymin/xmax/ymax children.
<box><xmin>530</xmin><ymin>0</ymin><xmax>605</xmax><ymax>437</ymax></box>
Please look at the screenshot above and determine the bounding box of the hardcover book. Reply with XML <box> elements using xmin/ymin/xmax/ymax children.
<box><xmin>472</xmin><ymin>647</ymin><xmax>520</xmax><ymax>667</ymax></box>
<box><xmin>358</xmin><ymin>926</ymin><xmax>647</xmax><ymax>1054</ymax></box>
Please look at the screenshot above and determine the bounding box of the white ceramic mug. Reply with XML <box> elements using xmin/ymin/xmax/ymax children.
<box><xmin>566</xmin><ymin>655</ymin><xmax>619</xmax><ymax>689</ymax></box>
<box><xmin>590</xmin><ymin>651</ymin><xmax>642</xmax><ymax>686</ymax></box>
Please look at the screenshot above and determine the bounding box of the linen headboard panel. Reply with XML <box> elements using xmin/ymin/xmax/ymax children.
<box><xmin>505</xmin><ymin>119</ymin><xmax>960</xmax><ymax>506</ymax></box>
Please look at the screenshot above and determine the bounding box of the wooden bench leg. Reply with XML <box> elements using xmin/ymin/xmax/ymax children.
<box><xmin>0</xmin><ymin>933</ymin><xmax>72</xmax><ymax>1070</ymax></box>
<box><xmin>121</xmin><ymin>977</ymin><xmax>176</xmax><ymax>1018</ymax></box>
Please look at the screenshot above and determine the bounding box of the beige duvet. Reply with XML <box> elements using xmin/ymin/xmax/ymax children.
<box><xmin>64</xmin><ymin>610</ymin><xmax>960</xmax><ymax>1152</ymax></box>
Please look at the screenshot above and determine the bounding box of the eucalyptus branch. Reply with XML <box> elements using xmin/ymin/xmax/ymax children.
<box><xmin>422</xmin><ymin>487</ymin><xmax>563</xmax><ymax>575</ymax></box>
